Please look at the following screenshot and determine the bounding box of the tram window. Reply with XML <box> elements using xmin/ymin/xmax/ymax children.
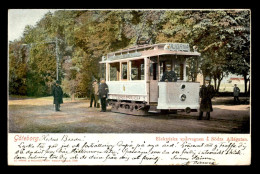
<box><xmin>159</xmin><ymin>61</ymin><xmax>166</xmax><ymax>80</ymax></box>
<box><xmin>150</xmin><ymin>63</ymin><xmax>157</xmax><ymax>80</ymax></box>
<box><xmin>130</xmin><ymin>59</ymin><xmax>144</xmax><ymax>80</ymax></box>
<box><xmin>180</xmin><ymin>64</ymin><xmax>184</xmax><ymax>80</ymax></box>
<box><xmin>175</xmin><ymin>64</ymin><xmax>180</xmax><ymax>79</ymax></box>
<box><xmin>109</xmin><ymin>62</ymin><xmax>119</xmax><ymax>81</ymax></box>
<box><xmin>174</xmin><ymin>63</ymin><xmax>184</xmax><ymax>80</ymax></box>
<box><xmin>121</xmin><ymin>62</ymin><xmax>128</xmax><ymax>80</ymax></box>
<box><xmin>100</xmin><ymin>63</ymin><xmax>106</xmax><ymax>79</ymax></box>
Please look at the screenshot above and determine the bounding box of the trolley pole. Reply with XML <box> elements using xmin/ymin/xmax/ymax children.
<box><xmin>22</xmin><ymin>37</ymin><xmax>61</xmax><ymax>81</ymax></box>
<box><xmin>55</xmin><ymin>37</ymin><xmax>59</xmax><ymax>81</ymax></box>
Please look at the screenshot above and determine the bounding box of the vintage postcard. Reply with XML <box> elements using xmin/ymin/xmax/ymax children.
<box><xmin>8</xmin><ymin>9</ymin><xmax>251</xmax><ymax>165</ymax></box>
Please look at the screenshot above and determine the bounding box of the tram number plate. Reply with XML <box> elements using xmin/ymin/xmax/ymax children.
<box><xmin>164</xmin><ymin>43</ymin><xmax>190</xmax><ymax>52</ymax></box>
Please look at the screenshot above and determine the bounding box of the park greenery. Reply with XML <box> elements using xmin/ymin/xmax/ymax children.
<box><xmin>9</xmin><ymin>10</ymin><xmax>250</xmax><ymax>97</ymax></box>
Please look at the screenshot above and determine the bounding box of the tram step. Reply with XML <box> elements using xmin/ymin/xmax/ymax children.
<box><xmin>148</xmin><ymin>105</ymin><xmax>160</xmax><ymax>113</ymax></box>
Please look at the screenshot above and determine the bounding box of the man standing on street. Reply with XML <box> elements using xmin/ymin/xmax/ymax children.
<box><xmin>198</xmin><ymin>77</ymin><xmax>215</xmax><ymax>120</ymax></box>
<box><xmin>52</xmin><ymin>80</ymin><xmax>63</xmax><ymax>111</ymax></box>
<box><xmin>233</xmin><ymin>84</ymin><xmax>240</xmax><ymax>105</ymax></box>
<box><xmin>98</xmin><ymin>79</ymin><xmax>109</xmax><ymax>112</ymax></box>
<box><xmin>89</xmin><ymin>79</ymin><xmax>99</xmax><ymax>108</ymax></box>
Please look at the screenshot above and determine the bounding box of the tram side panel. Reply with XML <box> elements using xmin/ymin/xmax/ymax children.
<box><xmin>106</xmin><ymin>81</ymin><xmax>150</xmax><ymax>115</ymax></box>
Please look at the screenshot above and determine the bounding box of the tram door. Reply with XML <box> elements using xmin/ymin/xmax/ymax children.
<box><xmin>149</xmin><ymin>57</ymin><xmax>159</xmax><ymax>103</ymax></box>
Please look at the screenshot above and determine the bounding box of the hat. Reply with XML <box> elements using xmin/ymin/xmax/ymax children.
<box><xmin>166</xmin><ymin>64</ymin><xmax>171</xmax><ymax>68</ymax></box>
<box><xmin>205</xmin><ymin>76</ymin><xmax>210</xmax><ymax>81</ymax></box>
<box><xmin>56</xmin><ymin>80</ymin><xmax>61</xmax><ymax>84</ymax></box>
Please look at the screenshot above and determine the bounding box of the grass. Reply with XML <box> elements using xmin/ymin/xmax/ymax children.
<box><xmin>218</xmin><ymin>83</ymin><xmax>248</xmax><ymax>93</ymax></box>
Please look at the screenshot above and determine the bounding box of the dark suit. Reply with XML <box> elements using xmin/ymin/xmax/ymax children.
<box><xmin>52</xmin><ymin>85</ymin><xmax>63</xmax><ymax>111</ymax></box>
<box><xmin>98</xmin><ymin>82</ymin><xmax>109</xmax><ymax>112</ymax></box>
<box><xmin>233</xmin><ymin>86</ymin><xmax>240</xmax><ymax>104</ymax></box>
<box><xmin>198</xmin><ymin>84</ymin><xmax>214</xmax><ymax>120</ymax></box>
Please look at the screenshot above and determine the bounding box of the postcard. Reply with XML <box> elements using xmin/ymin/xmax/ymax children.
<box><xmin>8</xmin><ymin>9</ymin><xmax>251</xmax><ymax>165</ymax></box>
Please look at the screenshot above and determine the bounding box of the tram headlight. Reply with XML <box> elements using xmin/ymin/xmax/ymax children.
<box><xmin>180</xmin><ymin>94</ymin><xmax>186</xmax><ymax>101</ymax></box>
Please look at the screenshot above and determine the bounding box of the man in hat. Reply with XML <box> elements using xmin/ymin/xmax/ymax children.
<box><xmin>89</xmin><ymin>79</ymin><xmax>99</xmax><ymax>108</ymax></box>
<box><xmin>98</xmin><ymin>79</ymin><xmax>109</xmax><ymax>112</ymax></box>
<box><xmin>198</xmin><ymin>77</ymin><xmax>215</xmax><ymax>120</ymax></box>
<box><xmin>233</xmin><ymin>84</ymin><xmax>240</xmax><ymax>105</ymax></box>
<box><xmin>161</xmin><ymin>64</ymin><xmax>177</xmax><ymax>82</ymax></box>
<box><xmin>52</xmin><ymin>80</ymin><xmax>63</xmax><ymax>111</ymax></box>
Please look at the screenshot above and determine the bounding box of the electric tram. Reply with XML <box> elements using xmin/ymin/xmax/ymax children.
<box><xmin>99</xmin><ymin>42</ymin><xmax>201</xmax><ymax>115</ymax></box>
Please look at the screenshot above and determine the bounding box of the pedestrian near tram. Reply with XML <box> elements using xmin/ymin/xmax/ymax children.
<box><xmin>233</xmin><ymin>84</ymin><xmax>240</xmax><ymax>105</ymax></box>
<box><xmin>198</xmin><ymin>77</ymin><xmax>215</xmax><ymax>120</ymax></box>
<box><xmin>89</xmin><ymin>79</ymin><xmax>99</xmax><ymax>108</ymax></box>
<box><xmin>98</xmin><ymin>79</ymin><xmax>109</xmax><ymax>112</ymax></box>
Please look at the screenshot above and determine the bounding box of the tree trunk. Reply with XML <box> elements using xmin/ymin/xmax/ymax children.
<box><xmin>71</xmin><ymin>93</ymin><xmax>75</xmax><ymax>101</ymax></box>
<box><xmin>216</xmin><ymin>72</ymin><xmax>224</xmax><ymax>94</ymax></box>
<box><xmin>243</xmin><ymin>74</ymin><xmax>248</xmax><ymax>94</ymax></box>
<box><xmin>216</xmin><ymin>78</ymin><xmax>221</xmax><ymax>93</ymax></box>
<box><xmin>213</xmin><ymin>77</ymin><xmax>217</xmax><ymax>92</ymax></box>
<box><xmin>247</xmin><ymin>79</ymin><xmax>250</xmax><ymax>96</ymax></box>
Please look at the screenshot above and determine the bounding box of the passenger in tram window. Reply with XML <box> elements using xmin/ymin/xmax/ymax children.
<box><xmin>131</xmin><ymin>69</ymin><xmax>138</xmax><ymax>80</ymax></box>
<box><xmin>161</xmin><ymin>64</ymin><xmax>177</xmax><ymax>82</ymax></box>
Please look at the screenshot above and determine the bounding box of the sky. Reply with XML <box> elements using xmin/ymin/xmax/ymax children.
<box><xmin>8</xmin><ymin>9</ymin><xmax>59</xmax><ymax>42</ymax></box>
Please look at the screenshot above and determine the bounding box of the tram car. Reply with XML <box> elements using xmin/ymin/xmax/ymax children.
<box><xmin>99</xmin><ymin>42</ymin><xmax>201</xmax><ymax>115</ymax></box>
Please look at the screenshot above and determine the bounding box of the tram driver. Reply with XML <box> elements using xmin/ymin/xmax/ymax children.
<box><xmin>161</xmin><ymin>64</ymin><xmax>177</xmax><ymax>82</ymax></box>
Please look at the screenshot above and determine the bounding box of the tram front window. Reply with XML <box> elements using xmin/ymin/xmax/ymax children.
<box><xmin>174</xmin><ymin>63</ymin><xmax>184</xmax><ymax>80</ymax></box>
<box><xmin>159</xmin><ymin>61</ymin><xmax>184</xmax><ymax>82</ymax></box>
<box><xmin>130</xmin><ymin>59</ymin><xmax>144</xmax><ymax>80</ymax></box>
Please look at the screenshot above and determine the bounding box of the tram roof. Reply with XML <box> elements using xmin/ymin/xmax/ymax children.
<box><xmin>100</xmin><ymin>43</ymin><xmax>201</xmax><ymax>63</ymax></box>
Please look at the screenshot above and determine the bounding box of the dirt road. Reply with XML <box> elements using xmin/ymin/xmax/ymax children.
<box><xmin>8</xmin><ymin>96</ymin><xmax>250</xmax><ymax>133</ymax></box>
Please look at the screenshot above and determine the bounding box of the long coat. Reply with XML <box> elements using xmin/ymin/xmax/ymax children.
<box><xmin>233</xmin><ymin>86</ymin><xmax>240</xmax><ymax>97</ymax></box>
<box><xmin>199</xmin><ymin>85</ymin><xmax>214</xmax><ymax>112</ymax></box>
<box><xmin>98</xmin><ymin>83</ymin><xmax>109</xmax><ymax>99</ymax></box>
<box><xmin>52</xmin><ymin>85</ymin><xmax>63</xmax><ymax>104</ymax></box>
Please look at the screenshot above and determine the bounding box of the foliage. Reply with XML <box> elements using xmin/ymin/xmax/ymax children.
<box><xmin>9</xmin><ymin>9</ymin><xmax>250</xmax><ymax>97</ymax></box>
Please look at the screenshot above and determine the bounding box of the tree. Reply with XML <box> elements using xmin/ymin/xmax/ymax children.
<box><xmin>223</xmin><ymin>10</ymin><xmax>250</xmax><ymax>94</ymax></box>
<box><xmin>9</xmin><ymin>9</ymin><xmax>250</xmax><ymax>97</ymax></box>
<box><xmin>9</xmin><ymin>41</ymin><xmax>28</xmax><ymax>95</ymax></box>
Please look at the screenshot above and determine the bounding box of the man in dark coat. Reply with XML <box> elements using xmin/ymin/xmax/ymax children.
<box><xmin>198</xmin><ymin>77</ymin><xmax>215</xmax><ymax>120</ymax></box>
<box><xmin>233</xmin><ymin>84</ymin><xmax>240</xmax><ymax>105</ymax></box>
<box><xmin>98</xmin><ymin>79</ymin><xmax>109</xmax><ymax>112</ymax></box>
<box><xmin>161</xmin><ymin>64</ymin><xmax>177</xmax><ymax>82</ymax></box>
<box><xmin>52</xmin><ymin>80</ymin><xmax>63</xmax><ymax>111</ymax></box>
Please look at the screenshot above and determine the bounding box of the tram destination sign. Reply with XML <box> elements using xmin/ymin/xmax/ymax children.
<box><xmin>103</xmin><ymin>52</ymin><xmax>142</xmax><ymax>61</ymax></box>
<box><xmin>164</xmin><ymin>43</ymin><xmax>190</xmax><ymax>52</ymax></box>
